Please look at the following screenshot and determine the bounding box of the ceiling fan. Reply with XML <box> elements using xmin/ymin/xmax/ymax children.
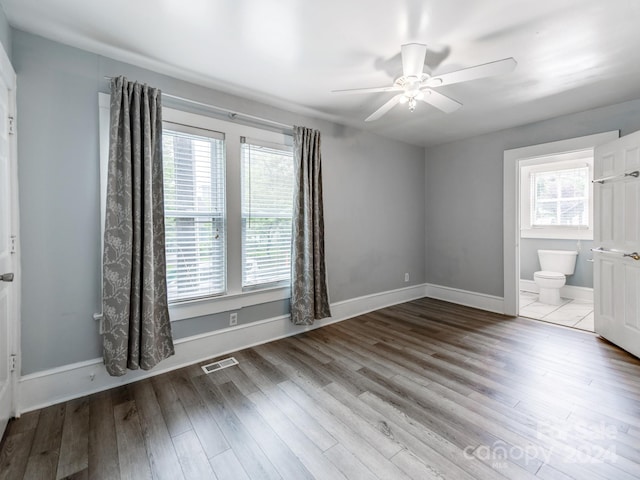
<box><xmin>332</xmin><ymin>43</ymin><xmax>517</xmax><ymax>122</ymax></box>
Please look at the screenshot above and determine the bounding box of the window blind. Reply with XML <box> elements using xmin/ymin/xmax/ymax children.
<box><xmin>163</xmin><ymin>126</ymin><xmax>226</xmax><ymax>302</ymax></box>
<box><xmin>531</xmin><ymin>166</ymin><xmax>589</xmax><ymax>227</ymax></box>
<box><xmin>241</xmin><ymin>139</ymin><xmax>294</xmax><ymax>287</ymax></box>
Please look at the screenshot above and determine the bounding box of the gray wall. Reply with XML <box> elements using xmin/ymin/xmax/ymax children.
<box><xmin>520</xmin><ymin>239</ymin><xmax>593</xmax><ymax>288</ymax></box>
<box><xmin>425</xmin><ymin>98</ymin><xmax>640</xmax><ymax>297</ymax></box>
<box><xmin>0</xmin><ymin>5</ymin><xmax>11</xmax><ymax>59</ymax></box>
<box><xmin>14</xmin><ymin>30</ymin><xmax>426</xmax><ymax>374</ymax></box>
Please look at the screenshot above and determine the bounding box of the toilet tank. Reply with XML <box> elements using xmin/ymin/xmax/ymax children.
<box><xmin>537</xmin><ymin>249</ymin><xmax>578</xmax><ymax>275</ymax></box>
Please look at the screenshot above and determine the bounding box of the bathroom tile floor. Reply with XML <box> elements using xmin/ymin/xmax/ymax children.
<box><xmin>519</xmin><ymin>290</ymin><xmax>594</xmax><ymax>332</ymax></box>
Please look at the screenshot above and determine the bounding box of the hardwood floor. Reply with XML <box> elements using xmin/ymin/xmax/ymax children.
<box><xmin>2</xmin><ymin>297</ymin><xmax>640</xmax><ymax>479</ymax></box>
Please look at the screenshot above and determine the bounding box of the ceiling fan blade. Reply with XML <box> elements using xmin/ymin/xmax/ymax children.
<box><xmin>365</xmin><ymin>95</ymin><xmax>403</xmax><ymax>122</ymax></box>
<box><xmin>428</xmin><ymin>57</ymin><xmax>517</xmax><ymax>87</ymax></box>
<box><xmin>419</xmin><ymin>89</ymin><xmax>462</xmax><ymax>113</ymax></box>
<box><xmin>401</xmin><ymin>43</ymin><xmax>427</xmax><ymax>78</ymax></box>
<box><xmin>331</xmin><ymin>85</ymin><xmax>402</xmax><ymax>95</ymax></box>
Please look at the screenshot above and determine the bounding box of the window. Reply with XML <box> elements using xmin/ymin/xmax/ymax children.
<box><xmin>520</xmin><ymin>149</ymin><xmax>594</xmax><ymax>240</ymax></box>
<box><xmin>163</xmin><ymin>125</ymin><xmax>226</xmax><ymax>303</ymax></box>
<box><xmin>530</xmin><ymin>166</ymin><xmax>589</xmax><ymax>227</ymax></box>
<box><xmin>99</xmin><ymin>95</ymin><xmax>294</xmax><ymax>319</ymax></box>
<box><xmin>241</xmin><ymin>139</ymin><xmax>294</xmax><ymax>288</ymax></box>
<box><xmin>160</xmin><ymin>108</ymin><xmax>294</xmax><ymax>314</ymax></box>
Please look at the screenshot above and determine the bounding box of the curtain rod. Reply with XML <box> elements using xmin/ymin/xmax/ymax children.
<box><xmin>103</xmin><ymin>76</ymin><xmax>293</xmax><ymax>131</ymax></box>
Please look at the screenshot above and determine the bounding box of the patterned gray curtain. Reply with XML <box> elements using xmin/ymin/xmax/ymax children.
<box><xmin>291</xmin><ymin>126</ymin><xmax>331</xmax><ymax>325</ymax></box>
<box><xmin>102</xmin><ymin>76</ymin><xmax>174</xmax><ymax>376</ymax></box>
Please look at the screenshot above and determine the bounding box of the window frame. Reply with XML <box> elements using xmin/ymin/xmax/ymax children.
<box><xmin>162</xmin><ymin>108</ymin><xmax>293</xmax><ymax>320</ymax></box>
<box><xmin>519</xmin><ymin>150</ymin><xmax>594</xmax><ymax>240</ymax></box>
<box><xmin>240</xmin><ymin>137</ymin><xmax>294</xmax><ymax>291</ymax></box>
<box><xmin>162</xmin><ymin>122</ymin><xmax>228</xmax><ymax>303</ymax></box>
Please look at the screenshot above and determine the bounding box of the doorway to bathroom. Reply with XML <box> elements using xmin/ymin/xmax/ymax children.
<box><xmin>503</xmin><ymin>132</ymin><xmax>618</xmax><ymax>330</ymax></box>
<box><xmin>517</xmin><ymin>149</ymin><xmax>595</xmax><ymax>331</ymax></box>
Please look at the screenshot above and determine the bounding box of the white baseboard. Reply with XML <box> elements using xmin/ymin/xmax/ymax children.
<box><xmin>425</xmin><ymin>283</ymin><xmax>505</xmax><ymax>314</ymax></box>
<box><xmin>519</xmin><ymin>279</ymin><xmax>593</xmax><ymax>302</ymax></box>
<box><xmin>18</xmin><ymin>283</ymin><xmax>427</xmax><ymax>414</ymax></box>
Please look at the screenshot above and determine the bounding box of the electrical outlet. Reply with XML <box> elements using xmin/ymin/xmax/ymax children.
<box><xmin>404</xmin><ymin>272</ymin><xmax>410</xmax><ymax>282</ymax></box>
<box><xmin>230</xmin><ymin>312</ymin><xmax>238</xmax><ymax>326</ymax></box>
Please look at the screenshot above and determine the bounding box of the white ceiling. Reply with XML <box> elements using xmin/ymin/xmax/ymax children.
<box><xmin>3</xmin><ymin>0</ymin><xmax>640</xmax><ymax>147</ymax></box>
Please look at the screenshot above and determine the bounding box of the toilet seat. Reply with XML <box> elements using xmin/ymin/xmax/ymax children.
<box><xmin>534</xmin><ymin>270</ymin><xmax>565</xmax><ymax>280</ymax></box>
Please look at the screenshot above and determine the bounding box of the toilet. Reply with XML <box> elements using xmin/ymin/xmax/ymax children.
<box><xmin>533</xmin><ymin>249</ymin><xmax>578</xmax><ymax>305</ymax></box>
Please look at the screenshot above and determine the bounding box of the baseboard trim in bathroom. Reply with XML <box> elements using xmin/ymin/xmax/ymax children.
<box><xmin>519</xmin><ymin>279</ymin><xmax>593</xmax><ymax>302</ymax></box>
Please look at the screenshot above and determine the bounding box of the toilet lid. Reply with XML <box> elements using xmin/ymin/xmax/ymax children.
<box><xmin>534</xmin><ymin>270</ymin><xmax>565</xmax><ymax>280</ymax></box>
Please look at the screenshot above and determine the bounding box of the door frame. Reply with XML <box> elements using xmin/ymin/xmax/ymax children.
<box><xmin>0</xmin><ymin>39</ymin><xmax>19</xmax><ymax>424</ymax></box>
<box><xmin>502</xmin><ymin>131</ymin><xmax>619</xmax><ymax>316</ymax></box>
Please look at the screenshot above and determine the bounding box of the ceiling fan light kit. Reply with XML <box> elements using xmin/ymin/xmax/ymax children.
<box><xmin>332</xmin><ymin>43</ymin><xmax>517</xmax><ymax>122</ymax></box>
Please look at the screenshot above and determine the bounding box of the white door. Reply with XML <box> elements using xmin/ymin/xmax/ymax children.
<box><xmin>0</xmin><ymin>43</ymin><xmax>16</xmax><ymax>437</ymax></box>
<box><xmin>593</xmin><ymin>130</ymin><xmax>640</xmax><ymax>358</ymax></box>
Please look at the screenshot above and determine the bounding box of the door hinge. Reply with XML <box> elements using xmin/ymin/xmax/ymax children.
<box><xmin>8</xmin><ymin>116</ymin><xmax>15</xmax><ymax>135</ymax></box>
<box><xmin>10</xmin><ymin>235</ymin><xmax>16</xmax><ymax>254</ymax></box>
<box><xmin>9</xmin><ymin>354</ymin><xmax>16</xmax><ymax>372</ymax></box>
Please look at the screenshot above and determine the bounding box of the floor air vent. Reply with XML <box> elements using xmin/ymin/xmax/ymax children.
<box><xmin>201</xmin><ymin>356</ymin><xmax>239</xmax><ymax>374</ymax></box>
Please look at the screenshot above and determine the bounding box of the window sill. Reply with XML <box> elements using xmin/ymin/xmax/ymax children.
<box><xmin>168</xmin><ymin>285</ymin><xmax>291</xmax><ymax>322</ymax></box>
<box><xmin>520</xmin><ymin>229</ymin><xmax>593</xmax><ymax>240</ymax></box>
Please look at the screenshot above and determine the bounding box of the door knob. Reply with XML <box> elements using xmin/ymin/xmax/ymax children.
<box><xmin>623</xmin><ymin>252</ymin><xmax>640</xmax><ymax>261</ymax></box>
<box><xmin>0</xmin><ymin>273</ymin><xmax>14</xmax><ymax>282</ymax></box>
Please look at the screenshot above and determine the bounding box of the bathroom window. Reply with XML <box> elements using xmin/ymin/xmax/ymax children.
<box><xmin>520</xmin><ymin>150</ymin><xmax>594</xmax><ymax>240</ymax></box>
<box><xmin>531</xmin><ymin>166</ymin><xmax>589</xmax><ymax>227</ymax></box>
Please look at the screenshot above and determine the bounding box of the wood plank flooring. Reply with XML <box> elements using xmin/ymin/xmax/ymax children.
<box><xmin>2</xmin><ymin>297</ymin><xmax>640</xmax><ymax>479</ymax></box>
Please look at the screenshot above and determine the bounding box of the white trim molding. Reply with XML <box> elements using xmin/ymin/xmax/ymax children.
<box><xmin>425</xmin><ymin>284</ymin><xmax>505</xmax><ymax>314</ymax></box>
<box><xmin>519</xmin><ymin>279</ymin><xmax>594</xmax><ymax>302</ymax></box>
<box><xmin>18</xmin><ymin>283</ymin><xmax>427</xmax><ymax>414</ymax></box>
